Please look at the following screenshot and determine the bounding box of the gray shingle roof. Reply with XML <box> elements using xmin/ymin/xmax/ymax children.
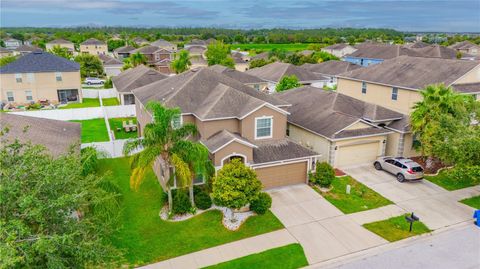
<box><xmin>112</xmin><ymin>65</ymin><xmax>167</xmax><ymax>93</ymax></box>
<box><xmin>151</xmin><ymin>39</ymin><xmax>175</xmax><ymax>48</ymax></box>
<box><xmin>386</xmin><ymin>115</ymin><xmax>411</xmax><ymax>133</ymax></box>
<box><xmin>0</xmin><ymin>113</ymin><xmax>81</xmax><ymax>156</ymax></box>
<box><xmin>277</xmin><ymin>86</ymin><xmax>403</xmax><ymax>139</ymax></box>
<box><xmin>0</xmin><ymin>51</ymin><xmax>80</xmax><ymax>74</ymax></box>
<box><xmin>246</xmin><ymin>62</ymin><xmax>328</xmax><ymax>83</ymax></box>
<box><xmin>452</xmin><ymin>82</ymin><xmax>480</xmax><ymax>94</ymax></box>
<box><xmin>132</xmin><ymin>67</ymin><xmax>289</xmax><ymax>120</ymax></box>
<box><xmin>201</xmin><ymin>130</ymin><xmax>256</xmax><ymax>153</ymax></box>
<box><xmin>14</xmin><ymin>45</ymin><xmax>41</xmax><ymax>52</ymax></box>
<box><xmin>347</xmin><ymin>43</ymin><xmax>422</xmax><ymax>59</ymax></box>
<box><xmin>301</xmin><ymin>60</ymin><xmax>362</xmax><ymax>76</ymax></box>
<box><xmin>132</xmin><ymin>45</ymin><xmax>161</xmax><ymax>54</ymax></box>
<box><xmin>323</xmin><ymin>43</ymin><xmax>351</xmax><ymax>50</ymax></box>
<box><xmin>81</xmin><ymin>38</ymin><xmax>106</xmax><ymax>45</ymax></box>
<box><xmin>114</xmin><ymin>45</ymin><xmax>136</xmax><ymax>53</ymax></box>
<box><xmin>414</xmin><ymin>45</ymin><xmax>457</xmax><ymax>59</ymax></box>
<box><xmin>449</xmin><ymin>41</ymin><xmax>480</xmax><ymax>50</ymax></box>
<box><xmin>48</xmin><ymin>39</ymin><xmax>73</xmax><ymax>45</ymax></box>
<box><xmin>208</xmin><ymin>65</ymin><xmax>266</xmax><ymax>84</ymax></box>
<box><xmin>253</xmin><ymin>139</ymin><xmax>318</xmax><ymax>164</ymax></box>
<box><xmin>98</xmin><ymin>54</ymin><xmax>123</xmax><ymax>66</ymax></box>
<box><xmin>338</xmin><ymin>55</ymin><xmax>480</xmax><ymax>90</ymax></box>
<box><xmin>186</xmin><ymin>46</ymin><xmax>206</xmax><ymax>54</ymax></box>
<box><xmin>251</xmin><ymin>52</ymin><xmax>269</xmax><ymax>60</ymax></box>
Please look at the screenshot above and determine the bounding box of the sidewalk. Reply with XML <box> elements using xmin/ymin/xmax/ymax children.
<box><xmin>138</xmin><ymin>229</ymin><xmax>297</xmax><ymax>269</ymax></box>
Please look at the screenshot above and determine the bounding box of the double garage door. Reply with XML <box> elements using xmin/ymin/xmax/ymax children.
<box><xmin>335</xmin><ymin>141</ymin><xmax>380</xmax><ymax>168</ymax></box>
<box><xmin>254</xmin><ymin>161</ymin><xmax>308</xmax><ymax>189</ymax></box>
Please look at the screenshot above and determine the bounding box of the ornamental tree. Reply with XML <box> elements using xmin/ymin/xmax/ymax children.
<box><xmin>276</xmin><ymin>75</ymin><xmax>301</xmax><ymax>92</ymax></box>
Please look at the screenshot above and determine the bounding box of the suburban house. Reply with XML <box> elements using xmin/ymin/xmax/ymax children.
<box><xmin>336</xmin><ymin>56</ymin><xmax>480</xmax><ymax>157</ymax></box>
<box><xmin>80</xmin><ymin>38</ymin><xmax>107</xmax><ymax>55</ymax></box>
<box><xmin>4</xmin><ymin>38</ymin><xmax>22</xmax><ymax>50</ymax></box>
<box><xmin>232</xmin><ymin>52</ymin><xmax>249</xmax><ymax>71</ymax></box>
<box><xmin>132</xmin><ymin>37</ymin><xmax>150</xmax><ymax>46</ymax></box>
<box><xmin>151</xmin><ymin>39</ymin><xmax>177</xmax><ymax>51</ymax></box>
<box><xmin>98</xmin><ymin>54</ymin><xmax>124</xmax><ymax>77</ymax></box>
<box><xmin>278</xmin><ymin>86</ymin><xmax>404</xmax><ymax>167</ymax></box>
<box><xmin>0</xmin><ymin>47</ymin><xmax>13</xmax><ymax>58</ymax></box>
<box><xmin>13</xmin><ymin>45</ymin><xmax>42</xmax><ymax>56</ymax></box>
<box><xmin>251</xmin><ymin>52</ymin><xmax>269</xmax><ymax>61</ymax></box>
<box><xmin>186</xmin><ymin>45</ymin><xmax>207</xmax><ymax>58</ymax></box>
<box><xmin>46</xmin><ymin>39</ymin><xmax>75</xmax><ymax>53</ymax></box>
<box><xmin>321</xmin><ymin>43</ymin><xmax>357</xmax><ymax>58</ymax></box>
<box><xmin>184</xmin><ymin>38</ymin><xmax>214</xmax><ymax>50</ymax></box>
<box><xmin>112</xmin><ymin>65</ymin><xmax>167</xmax><ymax>105</ymax></box>
<box><xmin>246</xmin><ymin>62</ymin><xmax>329</xmax><ymax>92</ymax></box>
<box><xmin>131</xmin><ymin>45</ymin><xmax>174</xmax><ymax>72</ymax></box>
<box><xmin>0</xmin><ymin>51</ymin><xmax>82</xmax><ymax>106</ymax></box>
<box><xmin>0</xmin><ymin>113</ymin><xmax>81</xmax><ymax>156</ymax></box>
<box><xmin>208</xmin><ymin>65</ymin><xmax>268</xmax><ymax>92</ymax></box>
<box><xmin>301</xmin><ymin>60</ymin><xmax>362</xmax><ymax>87</ymax></box>
<box><xmin>190</xmin><ymin>55</ymin><xmax>208</xmax><ymax>69</ymax></box>
<box><xmin>114</xmin><ymin>45</ymin><xmax>136</xmax><ymax>60</ymax></box>
<box><xmin>449</xmin><ymin>41</ymin><xmax>480</xmax><ymax>56</ymax></box>
<box><xmin>132</xmin><ymin>67</ymin><xmax>320</xmax><ymax>189</ymax></box>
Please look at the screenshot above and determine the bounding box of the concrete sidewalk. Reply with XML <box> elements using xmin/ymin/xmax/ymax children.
<box><xmin>138</xmin><ymin>229</ymin><xmax>297</xmax><ymax>269</ymax></box>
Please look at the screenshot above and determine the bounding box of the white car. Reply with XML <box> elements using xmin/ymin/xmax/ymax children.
<box><xmin>84</xmin><ymin>77</ymin><xmax>105</xmax><ymax>85</ymax></box>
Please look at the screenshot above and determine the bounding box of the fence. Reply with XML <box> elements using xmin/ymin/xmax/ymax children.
<box><xmin>81</xmin><ymin>139</ymin><xmax>143</xmax><ymax>158</ymax></box>
<box><xmin>8</xmin><ymin>105</ymin><xmax>136</xmax><ymax>121</ymax></box>
<box><xmin>81</xmin><ymin>88</ymin><xmax>118</xmax><ymax>99</ymax></box>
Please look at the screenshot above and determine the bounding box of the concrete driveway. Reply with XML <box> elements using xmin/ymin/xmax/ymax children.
<box><xmin>343</xmin><ymin>165</ymin><xmax>475</xmax><ymax>230</ymax></box>
<box><xmin>267</xmin><ymin>185</ymin><xmax>388</xmax><ymax>264</ymax></box>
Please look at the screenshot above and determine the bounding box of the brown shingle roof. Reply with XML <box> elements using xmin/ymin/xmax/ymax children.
<box><xmin>347</xmin><ymin>44</ymin><xmax>422</xmax><ymax>59</ymax></box>
<box><xmin>98</xmin><ymin>54</ymin><xmax>123</xmax><ymax>65</ymax></box>
<box><xmin>452</xmin><ymin>82</ymin><xmax>480</xmax><ymax>94</ymax></box>
<box><xmin>81</xmin><ymin>38</ymin><xmax>106</xmax><ymax>45</ymax></box>
<box><xmin>449</xmin><ymin>41</ymin><xmax>480</xmax><ymax>50</ymax></box>
<box><xmin>0</xmin><ymin>113</ymin><xmax>81</xmax><ymax>156</ymax></box>
<box><xmin>132</xmin><ymin>45</ymin><xmax>161</xmax><ymax>54</ymax></box>
<box><xmin>48</xmin><ymin>38</ymin><xmax>73</xmax><ymax>45</ymax></box>
<box><xmin>112</xmin><ymin>65</ymin><xmax>167</xmax><ymax>93</ymax></box>
<box><xmin>301</xmin><ymin>60</ymin><xmax>362</xmax><ymax>76</ymax></box>
<box><xmin>201</xmin><ymin>130</ymin><xmax>256</xmax><ymax>153</ymax></box>
<box><xmin>253</xmin><ymin>139</ymin><xmax>318</xmax><ymax>164</ymax></box>
<box><xmin>339</xmin><ymin>56</ymin><xmax>480</xmax><ymax>90</ymax></box>
<box><xmin>151</xmin><ymin>39</ymin><xmax>174</xmax><ymax>48</ymax></box>
<box><xmin>246</xmin><ymin>62</ymin><xmax>328</xmax><ymax>83</ymax></box>
<box><xmin>208</xmin><ymin>65</ymin><xmax>266</xmax><ymax>84</ymax></box>
<box><xmin>114</xmin><ymin>45</ymin><xmax>136</xmax><ymax>53</ymax></box>
<box><xmin>414</xmin><ymin>45</ymin><xmax>457</xmax><ymax>59</ymax></box>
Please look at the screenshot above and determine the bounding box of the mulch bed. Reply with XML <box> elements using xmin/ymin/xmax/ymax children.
<box><xmin>335</xmin><ymin>168</ymin><xmax>346</xmax><ymax>177</ymax></box>
<box><xmin>410</xmin><ymin>156</ymin><xmax>446</xmax><ymax>174</ymax></box>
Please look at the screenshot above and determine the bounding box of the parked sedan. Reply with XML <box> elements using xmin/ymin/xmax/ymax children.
<box><xmin>84</xmin><ymin>77</ymin><xmax>105</xmax><ymax>85</ymax></box>
<box><xmin>374</xmin><ymin>157</ymin><xmax>424</xmax><ymax>182</ymax></box>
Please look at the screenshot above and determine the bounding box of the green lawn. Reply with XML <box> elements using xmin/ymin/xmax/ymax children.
<box><xmin>102</xmin><ymin>97</ymin><xmax>120</xmax><ymax>106</ymax></box>
<box><xmin>460</xmin><ymin>196</ymin><xmax>480</xmax><ymax>209</ymax></box>
<box><xmin>60</xmin><ymin>98</ymin><xmax>100</xmax><ymax>109</ymax></box>
<box><xmin>70</xmin><ymin>118</ymin><xmax>109</xmax><ymax>143</ymax></box>
<box><xmin>363</xmin><ymin>215</ymin><xmax>431</xmax><ymax>242</ymax></box>
<box><xmin>314</xmin><ymin>176</ymin><xmax>392</xmax><ymax>214</ymax></box>
<box><xmin>109</xmin><ymin>117</ymin><xmax>138</xmax><ymax>140</ymax></box>
<box><xmin>425</xmin><ymin>169</ymin><xmax>480</xmax><ymax>191</ymax></box>
<box><xmin>232</xmin><ymin>43</ymin><xmax>311</xmax><ymax>52</ymax></box>
<box><xmin>203</xmin><ymin>243</ymin><xmax>308</xmax><ymax>269</ymax></box>
<box><xmin>100</xmin><ymin>158</ymin><xmax>284</xmax><ymax>266</ymax></box>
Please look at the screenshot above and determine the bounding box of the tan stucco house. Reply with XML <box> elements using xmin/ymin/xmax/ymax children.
<box><xmin>321</xmin><ymin>43</ymin><xmax>357</xmax><ymax>58</ymax></box>
<box><xmin>132</xmin><ymin>67</ymin><xmax>319</xmax><ymax>189</ymax></box>
<box><xmin>0</xmin><ymin>51</ymin><xmax>82</xmax><ymax>106</ymax></box>
<box><xmin>80</xmin><ymin>38</ymin><xmax>107</xmax><ymax>55</ymax></box>
<box><xmin>301</xmin><ymin>60</ymin><xmax>362</xmax><ymax>87</ymax></box>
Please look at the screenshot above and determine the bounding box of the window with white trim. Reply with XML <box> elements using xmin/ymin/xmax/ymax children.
<box><xmin>55</xmin><ymin>72</ymin><xmax>62</xmax><ymax>82</ymax></box>
<box><xmin>15</xmin><ymin>73</ymin><xmax>22</xmax><ymax>83</ymax></box>
<box><xmin>25</xmin><ymin>90</ymin><xmax>33</xmax><ymax>101</ymax></box>
<box><xmin>6</xmin><ymin>91</ymin><xmax>14</xmax><ymax>102</ymax></box>
<box><xmin>171</xmin><ymin>115</ymin><xmax>183</xmax><ymax>129</ymax></box>
<box><xmin>391</xmin><ymin>87</ymin><xmax>398</xmax><ymax>100</ymax></box>
<box><xmin>255</xmin><ymin>116</ymin><xmax>272</xmax><ymax>139</ymax></box>
<box><xmin>361</xmin><ymin>81</ymin><xmax>367</xmax><ymax>94</ymax></box>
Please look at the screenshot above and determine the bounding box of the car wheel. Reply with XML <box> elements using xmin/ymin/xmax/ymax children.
<box><xmin>397</xmin><ymin>173</ymin><xmax>405</xmax><ymax>182</ymax></box>
<box><xmin>374</xmin><ymin>162</ymin><xmax>382</xmax><ymax>170</ymax></box>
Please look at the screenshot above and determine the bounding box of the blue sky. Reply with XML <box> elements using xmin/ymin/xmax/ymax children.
<box><xmin>1</xmin><ymin>0</ymin><xmax>479</xmax><ymax>32</ymax></box>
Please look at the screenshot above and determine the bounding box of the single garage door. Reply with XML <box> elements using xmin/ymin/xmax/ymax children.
<box><xmin>254</xmin><ymin>161</ymin><xmax>308</xmax><ymax>189</ymax></box>
<box><xmin>336</xmin><ymin>142</ymin><xmax>380</xmax><ymax>168</ymax></box>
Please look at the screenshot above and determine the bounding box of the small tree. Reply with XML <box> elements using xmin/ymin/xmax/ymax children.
<box><xmin>205</xmin><ymin>41</ymin><xmax>235</xmax><ymax>68</ymax></box>
<box><xmin>74</xmin><ymin>54</ymin><xmax>104</xmax><ymax>78</ymax></box>
<box><xmin>249</xmin><ymin>58</ymin><xmax>270</xmax><ymax>69</ymax></box>
<box><xmin>310</xmin><ymin>162</ymin><xmax>335</xmax><ymax>188</ymax></box>
<box><xmin>170</xmin><ymin>50</ymin><xmax>191</xmax><ymax>74</ymax></box>
<box><xmin>49</xmin><ymin>45</ymin><xmax>71</xmax><ymax>59</ymax></box>
<box><xmin>0</xmin><ymin>55</ymin><xmax>17</xmax><ymax>67</ymax></box>
<box><xmin>276</xmin><ymin>75</ymin><xmax>301</xmax><ymax>92</ymax></box>
<box><xmin>212</xmin><ymin>159</ymin><xmax>262</xmax><ymax>220</ymax></box>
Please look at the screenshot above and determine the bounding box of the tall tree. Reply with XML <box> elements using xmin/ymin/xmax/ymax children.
<box><xmin>276</xmin><ymin>75</ymin><xmax>301</xmax><ymax>92</ymax></box>
<box><xmin>74</xmin><ymin>54</ymin><xmax>104</xmax><ymax>78</ymax></box>
<box><xmin>170</xmin><ymin>50</ymin><xmax>191</xmax><ymax>74</ymax></box>
<box><xmin>48</xmin><ymin>45</ymin><xmax>71</xmax><ymax>59</ymax></box>
<box><xmin>122</xmin><ymin>52</ymin><xmax>147</xmax><ymax>71</ymax></box>
<box><xmin>205</xmin><ymin>41</ymin><xmax>235</xmax><ymax>68</ymax></box>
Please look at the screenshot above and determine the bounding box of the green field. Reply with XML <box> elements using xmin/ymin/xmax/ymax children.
<box><xmin>70</xmin><ymin>118</ymin><xmax>109</xmax><ymax>143</ymax></box>
<box><xmin>232</xmin><ymin>43</ymin><xmax>311</xmax><ymax>52</ymax></box>
<box><xmin>363</xmin><ymin>215</ymin><xmax>431</xmax><ymax>242</ymax></box>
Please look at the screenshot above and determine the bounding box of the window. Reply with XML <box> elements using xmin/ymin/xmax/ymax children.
<box><xmin>15</xmin><ymin>73</ymin><xmax>22</xmax><ymax>83</ymax></box>
<box><xmin>25</xmin><ymin>90</ymin><xmax>33</xmax><ymax>101</ymax></box>
<box><xmin>6</xmin><ymin>91</ymin><xmax>14</xmax><ymax>102</ymax></box>
<box><xmin>254</xmin><ymin>84</ymin><xmax>260</xmax><ymax>91</ymax></box>
<box><xmin>392</xmin><ymin>87</ymin><xmax>398</xmax><ymax>100</ymax></box>
<box><xmin>27</xmin><ymin>73</ymin><xmax>35</xmax><ymax>82</ymax></box>
<box><xmin>255</xmin><ymin>116</ymin><xmax>272</xmax><ymax>139</ymax></box>
<box><xmin>171</xmin><ymin>115</ymin><xmax>182</xmax><ymax>129</ymax></box>
<box><xmin>55</xmin><ymin>72</ymin><xmax>62</xmax><ymax>82</ymax></box>
<box><xmin>361</xmin><ymin>81</ymin><xmax>367</xmax><ymax>94</ymax></box>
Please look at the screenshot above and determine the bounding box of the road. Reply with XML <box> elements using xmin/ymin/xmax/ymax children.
<box><xmin>309</xmin><ymin>224</ymin><xmax>480</xmax><ymax>269</ymax></box>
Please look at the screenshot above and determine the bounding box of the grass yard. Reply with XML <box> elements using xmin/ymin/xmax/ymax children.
<box><xmin>363</xmin><ymin>215</ymin><xmax>431</xmax><ymax>242</ymax></box>
<box><xmin>314</xmin><ymin>176</ymin><xmax>392</xmax><ymax>214</ymax></box>
<box><xmin>460</xmin><ymin>196</ymin><xmax>480</xmax><ymax>209</ymax></box>
<box><xmin>60</xmin><ymin>98</ymin><xmax>100</xmax><ymax>109</ymax></box>
<box><xmin>102</xmin><ymin>97</ymin><xmax>120</xmax><ymax>106</ymax></box>
<box><xmin>425</xmin><ymin>169</ymin><xmax>480</xmax><ymax>191</ymax></box>
<box><xmin>70</xmin><ymin>118</ymin><xmax>109</xmax><ymax>143</ymax></box>
<box><xmin>109</xmin><ymin>117</ymin><xmax>138</xmax><ymax>140</ymax></box>
<box><xmin>203</xmin><ymin>243</ymin><xmax>308</xmax><ymax>269</ymax></box>
<box><xmin>232</xmin><ymin>43</ymin><xmax>311</xmax><ymax>52</ymax></box>
<box><xmin>100</xmin><ymin>158</ymin><xmax>284</xmax><ymax>266</ymax></box>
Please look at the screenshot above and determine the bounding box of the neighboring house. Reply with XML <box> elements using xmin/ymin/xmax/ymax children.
<box><xmin>190</xmin><ymin>55</ymin><xmax>208</xmax><ymax>69</ymax></box>
<box><xmin>246</xmin><ymin>62</ymin><xmax>329</xmax><ymax>92</ymax></box>
<box><xmin>151</xmin><ymin>39</ymin><xmax>177</xmax><ymax>51</ymax></box>
<box><xmin>132</xmin><ymin>37</ymin><xmax>150</xmax><ymax>46</ymax></box>
<box><xmin>132</xmin><ymin>67</ymin><xmax>319</xmax><ymax>189</ymax></box>
<box><xmin>152</xmin><ymin>58</ymin><xmax>173</xmax><ymax>74</ymax></box>
<box><xmin>232</xmin><ymin>52</ymin><xmax>249</xmax><ymax>71</ymax></box>
<box><xmin>4</xmin><ymin>38</ymin><xmax>22</xmax><ymax>50</ymax></box>
<box><xmin>0</xmin><ymin>51</ymin><xmax>82</xmax><ymax>105</ymax></box>
<box><xmin>13</xmin><ymin>45</ymin><xmax>42</xmax><ymax>56</ymax></box>
<box><xmin>0</xmin><ymin>113</ymin><xmax>81</xmax><ymax>156</ymax></box>
<box><xmin>404</xmin><ymin>41</ymin><xmax>430</xmax><ymax>49</ymax></box>
<box><xmin>131</xmin><ymin>45</ymin><xmax>174</xmax><ymax>73</ymax></box>
<box><xmin>449</xmin><ymin>41</ymin><xmax>480</xmax><ymax>56</ymax></box>
<box><xmin>80</xmin><ymin>38</ymin><xmax>107</xmax><ymax>55</ymax></box>
<box><xmin>112</xmin><ymin>65</ymin><xmax>167</xmax><ymax>105</ymax></box>
<box><xmin>413</xmin><ymin>44</ymin><xmax>458</xmax><ymax>59</ymax></box>
<box><xmin>46</xmin><ymin>39</ymin><xmax>75</xmax><ymax>53</ymax></box>
<box><xmin>184</xmin><ymin>39</ymin><xmax>213</xmax><ymax>49</ymax></box>
<box><xmin>301</xmin><ymin>60</ymin><xmax>362</xmax><ymax>87</ymax></box>
<box><xmin>113</xmin><ymin>45</ymin><xmax>135</xmax><ymax>60</ymax></box>
<box><xmin>336</xmin><ymin>56</ymin><xmax>480</xmax><ymax>157</ymax></box>
<box><xmin>278</xmin><ymin>86</ymin><xmax>404</xmax><ymax>168</ymax></box>
<box><xmin>0</xmin><ymin>47</ymin><xmax>14</xmax><ymax>58</ymax></box>
<box><xmin>251</xmin><ymin>51</ymin><xmax>269</xmax><ymax>61</ymax></box>
<box><xmin>208</xmin><ymin>65</ymin><xmax>268</xmax><ymax>92</ymax></box>
<box><xmin>98</xmin><ymin>54</ymin><xmax>124</xmax><ymax>77</ymax></box>
<box><xmin>321</xmin><ymin>43</ymin><xmax>357</xmax><ymax>58</ymax></box>
<box><xmin>186</xmin><ymin>45</ymin><xmax>207</xmax><ymax>58</ymax></box>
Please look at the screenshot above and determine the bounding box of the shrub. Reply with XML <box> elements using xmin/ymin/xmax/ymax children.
<box><xmin>81</xmin><ymin>147</ymin><xmax>98</xmax><ymax>175</ymax></box>
<box><xmin>447</xmin><ymin>166</ymin><xmax>480</xmax><ymax>186</ymax></box>
<box><xmin>310</xmin><ymin>162</ymin><xmax>335</xmax><ymax>188</ymax></box>
<box><xmin>104</xmin><ymin>77</ymin><xmax>113</xmax><ymax>88</ymax></box>
<box><xmin>250</xmin><ymin>192</ymin><xmax>272</xmax><ymax>215</ymax></box>
<box><xmin>172</xmin><ymin>190</ymin><xmax>192</xmax><ymax>214</ymax></box>
<box><xmin>194</xmin><ymin>191</ymin><xmax>212</xmax><ymax>210</ymax></box>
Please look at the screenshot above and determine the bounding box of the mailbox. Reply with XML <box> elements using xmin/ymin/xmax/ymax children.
<box><xmin>405</xmin><ymin>212</ymin><xmax>419</xmax><ymax>232</ymax></box>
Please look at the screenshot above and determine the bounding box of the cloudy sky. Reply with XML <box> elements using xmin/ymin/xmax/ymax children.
<box><xmin>1</xmin><ymin>0</ymin><xmax>479</xmax><ymax>32</ymax></box>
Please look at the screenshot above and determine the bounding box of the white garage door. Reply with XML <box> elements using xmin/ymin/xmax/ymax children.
<box><xmin>336</xmin><ymin>142</ymin><xmax>380</xmax><ymax>168</ymax></box>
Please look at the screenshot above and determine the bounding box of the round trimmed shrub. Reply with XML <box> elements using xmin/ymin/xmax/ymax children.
<box><xmin>172</xmin><ymin>190</ymin><xmax>191</xmax><ymax>214</ymax></box>
<box><xmin>194</xmin><ymin>191</ymin><xmax>212</xmax><ymax>210</ymax></box>
<box><xmin>310</xmin><ymin>162</ymin><xmax>335</xmax><ymax>188</ymax></box>
<box><xmin>250</xmin><ymin>192</ymin><xmax>272</xmax><ymax>215</ymax></box>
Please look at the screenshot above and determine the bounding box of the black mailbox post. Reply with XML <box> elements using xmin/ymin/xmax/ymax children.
<box><xmin>405</xmin><ymin>212</ymin><xmax>420</xmax><ymax>232</ymax></box>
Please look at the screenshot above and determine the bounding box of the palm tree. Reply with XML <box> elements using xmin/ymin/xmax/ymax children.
<box><xmin>124</xmin><ymin>101</ymin><xmax>213</xmax><ymax>212</ymax></box>
<box><xmin>129</xmin><ymin>52</ymin><xmax>148</xmax><ymax>67</ymax></box>
<box><xmin>170</xmin><ymin>50</ymin><xmax>191</xmax><ymax>74</ymax></box>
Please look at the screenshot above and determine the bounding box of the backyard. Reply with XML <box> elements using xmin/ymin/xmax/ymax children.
<box><xmin>71</xmin><ymin>118</ymin><xmax>109</xmax><ymax>143</ymax></box>
<box><xmin>60</xmin><ymin>98</ymin><xmax>100</xmax><ymax>109</ymax></box>
<box><xmin>102</xmin><ymin>97</ymin><xmax>120</xmax><ymax>106</ymax></box>
<box><xmin>363</xmin><ymin>215</ymin><xmax>431</xmax><ymax>242</ymax></box>
<box><xmin>99</xmin><ymin>158</ymin><xmax>284</xmax><ymax>266</ymax></box>
<box><xmin>109</xmin><ymin>117</ymin><xmax>138</xmax><ymax>139</ymax></box>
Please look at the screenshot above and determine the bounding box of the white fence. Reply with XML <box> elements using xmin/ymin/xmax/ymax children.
<box><xmin>81</xmin><ymin>88</ymin><xmax>118</xmax><ymax>99</ymax></box>
<box><xmin>81</xmin><ymin>139</ymin><xmax>142</xmax><ymax>158</ymax></box>
<box><xmin>104</xmin><ymin>105</ymin><xmax>136</xmax><ymax>118</ymax></box>
<box><xmin>8</xmin><ymin>105</ymin><xmax>136</xmax><ymax>121</ymax></box>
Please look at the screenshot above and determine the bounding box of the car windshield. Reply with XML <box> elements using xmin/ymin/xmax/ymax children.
<box><xmin>411</xmin><ymin>166</ymin><xmax>423</xmax><ymax>172</ymax></box>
